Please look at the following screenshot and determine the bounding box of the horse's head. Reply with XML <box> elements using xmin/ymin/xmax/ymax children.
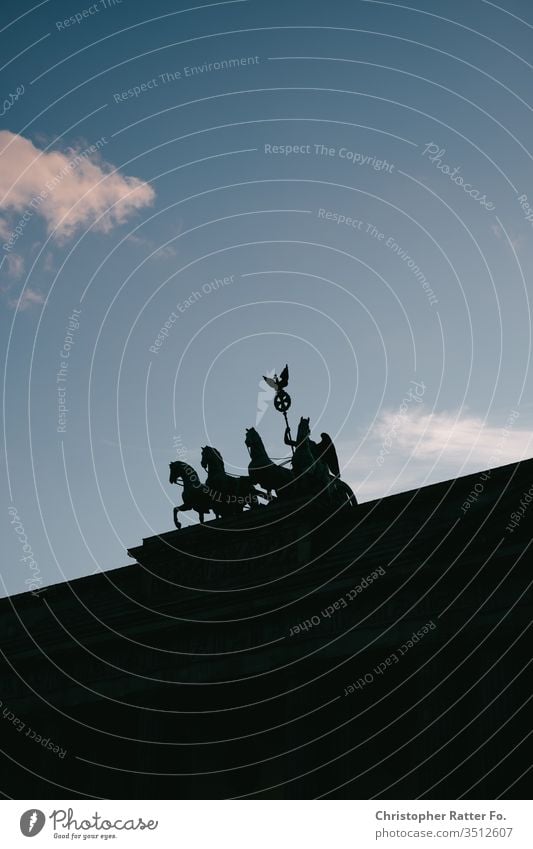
<box><xmin>169</xmin><ymin>460</ymin><xmax>184</xmax><ymax>484</ymax></box>
<box><xmin>296</xmin><ymin>416</ymin><xmax>311</xmax><ymax>441</ymax></box>
<box><xmin>245</xmin><ymin>427</ymin><xmax>258</xmax><ymax>448</ymax></box>
<box><xmin>201</xmin><ymin>446</ymin><xmax>224</xmax><ymax>471</ymax></box>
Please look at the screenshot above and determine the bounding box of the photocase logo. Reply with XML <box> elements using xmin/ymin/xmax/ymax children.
<box><xmin>20</xmin><ymin>809</ymin><xmax>46</xmax><ymax>837</ymax></box>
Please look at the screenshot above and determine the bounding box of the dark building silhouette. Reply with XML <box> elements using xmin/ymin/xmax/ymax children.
<box><xmin>1</xmin><ymin>460</ymin><xmax>531</xmax><ymax>799</ymax></box>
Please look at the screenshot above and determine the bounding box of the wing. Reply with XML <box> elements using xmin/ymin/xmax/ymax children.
<box><xmin>263</xmin><ymin>376</ymin><xmax>279</xmax><ymax>390</ymax></box>
<box><xmin>279</xmin><ymin>364</ymin><xmax>289</xmax><ymax>388</ymax></box>
<box><xmin>321</xmin><ymin>433</ymin><xmax>340</xmax><ymax>476</ymax></box>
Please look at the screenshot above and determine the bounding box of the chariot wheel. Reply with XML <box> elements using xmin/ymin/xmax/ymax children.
<box><xmin>274</xmin><ymin>390</ymin><xmax>291</xmax><ymax>413</ymax></box>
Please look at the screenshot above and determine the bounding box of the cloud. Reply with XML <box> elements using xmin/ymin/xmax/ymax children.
<box><xmin>0</xmin><ymin>216</ymin><xmax>11</xmax><ymax>240</ymax></box>
<box><xmin>2</xmin><ymin>252</ymin><xmax>24</xmax><ymax>278</ymax></box>
<box><xmin>0</xmin><ymin>131</ymin><xmax>155</xmax><ymax>242</ymax></box>
<box><xmin>125</xmin><ymin>230</ymin><xmax>181</xmax><ymax>260</ymax></box>
<box><xmin>342</xmin><ymin>407</ymin><xmax>531</xmax><ymax>502</ymax></box>
<box><xmin>127</xmin><ymin>236</ymin><xmax>178</xmax><ymax>260</ymax></box>
<box><xmin>43</xmin><ymin>251</ymin><xmax>56</xmax><ymax>272</ymax></box>
<box><xmin>490</xmin><ymin>222</ymin><xmax>523</xmax><ymax>251</ymax></box>
<box><xmin>153</xmin><ymin>244</ymin><xmax>177</xmax><ymax>260</ymax></box>
<box><xmin>8</xmin><ymin>287</ymin><xmax>44</xmax><ymax>311</ymax></box>
<box><xmin>377</xmin><ymin>407</ymin><xmax>529</xmax><ymax>465</ymax></box>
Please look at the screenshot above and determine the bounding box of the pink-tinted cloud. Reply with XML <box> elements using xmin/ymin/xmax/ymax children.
<box><xmin>8</xmin><ymin>287</ymin><xmax>45</xmax><ymax>311</ymax></box>
<box><xmin>0</xmin><ymin>132</ymin><xmax>155</xmax><ymax>240</ymax></box>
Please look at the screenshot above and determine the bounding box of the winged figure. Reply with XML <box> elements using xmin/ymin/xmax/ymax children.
<box><xmin>263</xmin><ymin>364</ymin><xmax>289</xmax><ymax>391</ymax></box>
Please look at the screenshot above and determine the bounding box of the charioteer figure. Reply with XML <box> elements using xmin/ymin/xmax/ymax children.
<box><xmin>284</xmin><ymin>424</ymin><xmax>340</xmax><ymax>477</ymax></box>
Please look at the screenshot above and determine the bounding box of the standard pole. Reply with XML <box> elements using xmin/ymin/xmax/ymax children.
<box><xmin>283</xmin><ymin>409</ymin><xmax>294</xmax><ymax>455</ymax></box>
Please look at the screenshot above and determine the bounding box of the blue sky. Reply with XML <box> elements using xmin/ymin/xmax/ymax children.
<box><xmin>2</xmin><ymin>0</ymin><xmax>533</xmax><ymax>597</ymax></box>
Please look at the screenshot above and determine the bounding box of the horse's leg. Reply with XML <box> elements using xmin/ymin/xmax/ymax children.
<box><xmin>245</xmin><ymin>483</ymin><xmax>256</xmax><ymax>509</ymax></box>
<box><xmin>199</xmin><ymin>511</ymin><xmax>205</xmax><ymax>523</ymax></box>
<box><xmin>173</xmin><ymin>506</ymin><xmax>182</xmax><ymax>529</ymax></box>
<box><xmin>247</xmin><ymin>485</ymin><xmax>268</xmax><ymax>508</ymax></box>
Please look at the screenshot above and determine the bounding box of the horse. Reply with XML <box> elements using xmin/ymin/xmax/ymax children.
<box><xmin>169</xmin><ymin>460</ymin><xmax>222</xmax><ymax>529</ymax></box>
<box><xmin>245</xmin><ymin>427</ymin><xmax>295</xmax><ymax>501</ymax></box>
<box><xmin>200</xmin><ymin>445</ymin><xmax>264</xmax><ymax>516</ymax></box>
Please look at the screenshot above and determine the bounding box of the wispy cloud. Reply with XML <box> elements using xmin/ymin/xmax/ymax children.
<box><xmin>153</xmin><ymin>244</ymin><xmax>177</xmax><ymax>260</ymax></box>
<box><xmin>342</xmin><ymin>407</ymin><xmax>530</xmax><ymax>501</ymax></box>
<box><xmin>379</xmin><ymin>407</ymin><xmax>528</xmax><ymax>464</ymax></box>
<box><xmin>2</xmin><ymin>252</ymin><xmax>24</xmax><ymax>278</ymax></box>
<box><xmin>0</xmin><ymin>216</ymin><xmax>11</xmax><ymax>240</ymax></box>
<box><xmin>8</xmin><ymin>287</ymin><xmax>45</xmax><ymax>311</ymax></box>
